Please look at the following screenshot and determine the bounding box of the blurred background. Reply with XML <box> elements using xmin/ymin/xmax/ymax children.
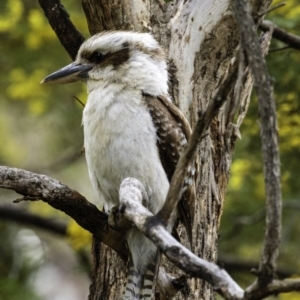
<box><xmin>0</xmin><ymin>0</ymin><xmax>299</xmax><ymax>299</ymax></box>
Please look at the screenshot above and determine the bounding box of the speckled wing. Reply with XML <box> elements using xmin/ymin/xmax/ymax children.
<box><xmin>143</xmin><ymin>93</ymin><xmax>196</xmax><ymax>245</ymax></box>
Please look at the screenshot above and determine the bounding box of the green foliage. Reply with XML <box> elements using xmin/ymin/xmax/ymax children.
<box><xmin>0</xmin><ymin>222</ymin><xmax>40</xmax><ymax>300</ymax></box>
<box><xmin>0</xmin><ymin>0</ymin><xmax>88</xmax><ymax>169</ymax></box>
<box><xmin>67</xmin><ymin>219</ymin><xmax>92</xmax><ymax>250</ymax></box>
<box><xmin>0</xmin><ymin>1</ymin><xmax>92</xmax><ymax>298</ymax></box>
<box><xmin>0</xmin><ymin>278</ymin><xmax>40</xmax><ymax>300</ymax></box>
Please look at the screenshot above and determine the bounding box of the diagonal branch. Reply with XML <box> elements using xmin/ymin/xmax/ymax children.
<box><xmin>38</xmin><ymin>0</ymin><xmax>85</xmax><ymax>60</ymax></box>
<box><xmin>119</xmin><ymin>177</ymin><xmax>244</xmax><ymax>300</ymax></box>
<box><xmin>120</xmin><ymin>178</ymin><xmax>300</xmax><ymax>300</ymax></box>
<box><xmin>260</xmin><ymin>20</ymin><xmax>300</xmax><ymax>51</ymax></box>
<box><xmin>234</xmin><ymin>0</ymin><xmax>282</xmax><ymax>288</ymax></box>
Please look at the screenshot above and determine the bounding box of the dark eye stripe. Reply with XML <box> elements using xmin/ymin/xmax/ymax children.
<box><xmin>89</xmin><ymin>52</ymin><xmax>103</xmax><ymax>63</ymax></box>
<box><xmin>81</xmin><ymin>47</ymin><xmax>130</xmax><ymax>69</ymax></box>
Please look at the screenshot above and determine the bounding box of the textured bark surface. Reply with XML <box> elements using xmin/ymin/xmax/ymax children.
<box><xmin>35</xmin><ymin>0</ymin><xmax>272</xmax><ymax>299</ymax></box>
<box><xmin>83</xmin><ymin>0</ymin><xmax>221</xmax><ymax>299</ymax></box>
<box><xmin>0</xmin><ymin>166</ymin><xmax>128</xmax><ymax>258</ymax></box>
<box><xmin>38</xmin><ymin>0</ymin><xmax>84</xmax><ymax>60</ymax></box>
<box><xmin>89</xmin><ymin>239</ymin><xmax>127</xmax><ymax>300</ymax></box>
<box><xmin>78</xmin><ymin>1</ymin><xmax>270</xmax><ymax>299</ymax></box>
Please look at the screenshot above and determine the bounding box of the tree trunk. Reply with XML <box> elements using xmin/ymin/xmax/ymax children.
<box><xmin>79</xmin><ymin>0</ymin><xmax>271</xmax><ymax>299</ymax></box>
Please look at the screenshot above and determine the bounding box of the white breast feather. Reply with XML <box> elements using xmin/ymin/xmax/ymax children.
<box><xmin>83</xmin><ymin>81</ymin><xmax>169</xmax><ymax>214</ymax></box>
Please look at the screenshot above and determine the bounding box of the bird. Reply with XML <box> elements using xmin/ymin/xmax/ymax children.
<box><xmin>42</xmin><ymin>31</ymin><xmax>196</xmax><ymax>300</ymax></box>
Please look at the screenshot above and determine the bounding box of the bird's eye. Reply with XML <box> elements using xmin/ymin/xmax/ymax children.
<box><xmin>90</xmin><ymin>51</ymin><xmax>103</xmax><ymax>63</ymax></box>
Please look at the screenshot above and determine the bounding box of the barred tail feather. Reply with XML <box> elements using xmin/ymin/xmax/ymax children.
<box><xmin>123</xmin><ymin>258</ymin><xmax>143</xmax><ymax>300</ymax></box>
<box><xmin>140</xmin><ymin>251</ymin><xmax>160</xmax><ymax>300</ymax></box>
<box><xmin>123</xmin><ymin>251</ymin><xmax>160</xmax><ymax>300</ymax></box>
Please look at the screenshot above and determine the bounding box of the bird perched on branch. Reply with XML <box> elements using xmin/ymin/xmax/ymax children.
<box><xmin>42</xmin><ymin>31</ymin><xmax>195</xmax><ymax>300</ymax></box>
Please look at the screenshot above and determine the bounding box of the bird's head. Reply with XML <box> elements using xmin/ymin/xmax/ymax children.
<box><xmin>41</xmin><ymin>31</ymin><xmax>168</xmax><ymax>95</ymax></box>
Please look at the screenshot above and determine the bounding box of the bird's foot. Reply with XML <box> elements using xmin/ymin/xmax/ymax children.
<box><xmin>108</xmin><ymin>205</ymin><xmax>132</xmax><ymax>232</ymax></box>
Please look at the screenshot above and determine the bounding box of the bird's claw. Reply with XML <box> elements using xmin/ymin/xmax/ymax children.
<box><xmin>108</xmin><ymin>205</ymin><xmax>131</xmax><ymax>232</ymax></box>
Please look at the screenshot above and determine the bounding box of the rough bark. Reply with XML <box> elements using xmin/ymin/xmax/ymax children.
<box><xmin>80</xmin><ymin>1</ymin><xmax>247</xmax><ymax>299</ymax></box>
<box><xmin>0</xmin><ymin>166</ymin><xmax>128</xmax><ymax>259</ymax></box>
<box><xmin>18</xmin><ymin>0</ymin><xmax>274</xmax><ymax>299</ymax></box>
<box><xmin>38</xmin><ymin>0</ymin><xmax>84</xmax><ymax>60</ymax></box>
<box><xmin>119</xmin><ymin>178</ymin><xmax>244</xmax><ymax>300</ymax></box>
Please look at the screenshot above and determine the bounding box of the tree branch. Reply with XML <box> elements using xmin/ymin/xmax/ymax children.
<box><xmin>262</xmin><ymin>279</ymin><xmax>300</xmax><ymax>296</ymax></box>
<box><xmin>0</xmin><ymin>204</ymin><xmax>66</xmax><ymax>235</ymax></box>
<box><xmin>38</xmin><ymin>0</ymin><xmax>85</xmax><ymax>60</ymax></box>
<box><xmin>2</xmin><ymin>174</ymin><xmax>298</xmax><ymax>300</ymax></box>
<box><xmin>0</xmin><ymin>166</ymin><xmax>187</xmax><ymax>299</ymax></box>
<box><xmin>260</xmin><ymin>20</ymin><xmax>300</xmax><ymax>51</ymax></box>
<box><xmin>4</xmin><ymin>203</ymin><xmax>295</xmax><ymax>282</ymax></box>
<box><xmin>234</xmin><ymin>0</ymin><xmax>282</xmax><ymax>289</ymax></box>
<box><xmin>218</xmin><ymin>254</ymin><xmax>299</xmax><ymax>279</ymax></box>
<box><xmin>0</xmin><ymin>166</ymin><xmax>127</xmax><ymax>259</ymax></box>
<box><xmin>119</xmin><ymin>177</ymin><xmax>244</xmax><ymax>300</ymax></box>
<box><xmin>119</xmin><ymin>177</ymin><xmax>300</xmax><ymax>299</ymax></box>
<box><xmin>245</xmin><ymin>278</ymin><xmax>300</xmax><ymax>299</ymax></box>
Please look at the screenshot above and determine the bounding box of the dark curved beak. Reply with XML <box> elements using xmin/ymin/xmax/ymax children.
<box><xmin>41</xmin><ymin>62</ymin><xmax>93</xmax><ymax>84</ymax></box>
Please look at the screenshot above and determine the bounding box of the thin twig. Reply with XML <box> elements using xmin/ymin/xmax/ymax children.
<box><xmin>269</xmin><ymin>46</ymin><xmax>291</xmax><ymax>52</ymax></box>
<box><xmin>245</xmin><ymin>278</ymin><xmax>300</xmax><ymax>299</ymax></box>
<box><xmin>218</xmin><ymin>254</ymin><xmax>299</xmax><ymax>279</ymax></box>
<box><xmin>257</xmin><ymin>2</ymin><xmax>286</xmax><ymax>17</ymax></box>
<box><xmin>74</xmin><ymin>95</ymin><xmax>85</xmax><ymax>107</ymax></box>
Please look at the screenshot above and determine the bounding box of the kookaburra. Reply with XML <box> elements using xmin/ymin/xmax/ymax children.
<box><xmin>42</xmin><ymin>31</ymin><xmax>195</xmax><ymax>299</ymax></box>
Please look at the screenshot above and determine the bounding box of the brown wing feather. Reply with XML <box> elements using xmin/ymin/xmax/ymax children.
<box><xmin>143</xmin><ymin>93</ymin><xmax>196</xmax><ymax>246</ymax></box>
